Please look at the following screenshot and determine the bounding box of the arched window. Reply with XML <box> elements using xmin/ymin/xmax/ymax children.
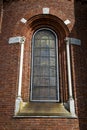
<box><xmin>31</xmin><ymin>28</ymin><xmax>59</xmax><ymax>102</ymax></box>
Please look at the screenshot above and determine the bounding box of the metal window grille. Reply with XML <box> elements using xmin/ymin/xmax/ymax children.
<box><xmin>31</xmin><ymin>28</ymin><xmax>59</xmax><ymax>102</ymax></box>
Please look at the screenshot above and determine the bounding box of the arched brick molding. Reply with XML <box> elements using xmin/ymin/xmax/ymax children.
<box><xmin>14</xmin><ymin>14</ymin><xmax>76</xmax><ymax>117</ymax></box>
<box><xmin>20</xmin><ymin>14</ymin><xmax>70</xmax><ymax>103</ymax></box>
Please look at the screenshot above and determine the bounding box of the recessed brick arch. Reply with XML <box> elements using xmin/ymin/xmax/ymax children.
<box><xmin>14</xmin><ymin>14</ymin><xmax>69</xmax><ymax>39</ymax></box>
<box><xmin>27</xmin><ymin>14</ymin><xmax>69</xmax><ymax>39</ymax></box>
<box><xmin>20</xmin><ymin>14</ymin><xmax>69</xmax><ymax>103</ymax></box>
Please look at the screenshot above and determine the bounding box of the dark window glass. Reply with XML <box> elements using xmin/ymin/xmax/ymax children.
<box><xmin>31</xmin><ymin>29</ymin><xmax>59</xmax><ymax>101</ymax></box>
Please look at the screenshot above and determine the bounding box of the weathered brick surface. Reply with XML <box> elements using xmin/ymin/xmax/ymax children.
<box><xmin>0</xmin><ymin>0</ymin><xmax>87</xmax><ymax>130</ymax></box>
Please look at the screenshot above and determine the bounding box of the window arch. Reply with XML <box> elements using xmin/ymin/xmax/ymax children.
<box><xmin>31</xmin><ymin>28</ymin><xmax>59</xmax><ymax>102</ymax></box>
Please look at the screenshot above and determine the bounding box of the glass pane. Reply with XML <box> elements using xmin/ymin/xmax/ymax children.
<box><xmin>42</xmin><ymin>36</ymin><xmax>48</xmax><ymax>40</ymax></box>
<box><xmin>34</xmin><ymin>66</ymin><xmax>40</xmax><ymax>76</ymax></box>
<box><xmin>40</xmin><ymin>87</ymin><xmax>49</xmax><ymax>97</ymax></box>
<box><xmin>34</xmin><ymin>66</ymin><xmax>50</xmax><ymax>76</ymax></box>
<box><xmin>40</xmin><ymin>77</ymin><xmax>49</xmax><ymax>86</ymax></box>
<box><xmin>49</xmin><ymin>87</ymin><xmax>56</xmax><ymax>97</ymax></box>
<box><xmin>50</xmin><ymin>77</ymin><xmax>56</xmax><ymax>86</ymax></box>
<box><xmin>34</xmin><ymin>57</ymin><xmax>40</xmax><ymax>65</ymax></box>
<box><xmin>40</xmin><ymin>66</ymin><xmax>49</xmax><ymax>76</ymax></box>
<box><xmin>50</xmin><ymin>40</ymin><xmax>55</xmax><ymax>48</ymax></box>
<box><xmin>40</xmin><ymin>57</ymin><xmax>49</xmax><ymax>66</ymax></box>
<box><xmin>41</xmin><ymin>49</ymin><xmax>50</xmax><ymax>57</ymax></box>
<box><xmin>34</xmin><ymin>40</ymin><xmax>41</xmax><ymax>47</ymax></box>
<box><xmin>34</xmin><ymin>77</ymin><xmax>50</xmax><ymax>87</ymax></box>
<box><xmin>50</xmin><ymin>67</ymin><xmax>56</xmax><ymax>76</ymax></box>
<box><xmin>32</xmin><ymin>88</ymin><xmax>39</xmax><ymax>98</ymax></box>
<box><xmin>34</xmin><ymin>49</ymin><xmax>41</xmax><ymax>56</ymax></box>
<box><xmin>50</xmin><ymin>49</ymin><xmax>55</xmax><ymax>57</ymax></box>
<box><xmin>33</xmin><ymin>77</ymin><xmax>40</xmax><ymax>86</ymax></box>
<box><xmin>41</xmin><ymin>40</ymin><xmax>50</xmax><ymax>48</ymax></box>
<box><xmin>50</xmin><ymin>58</ymin><xmax>55</xmax><ymax>66</ymax></box>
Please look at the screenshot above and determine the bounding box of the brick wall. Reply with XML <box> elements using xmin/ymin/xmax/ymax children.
<box><xmin>0</xmin><ymin>0</ymin><xmax>87</xmax><ymax>130</ymax></box>
<box><xmin>71</xmin><ymin>1</ymin><xmax>87</xmax><ymax>130</ymax></box>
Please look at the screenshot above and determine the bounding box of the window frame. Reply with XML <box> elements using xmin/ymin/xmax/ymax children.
<box><xmin>30</xmin><ymin>28</ymin><xmax>60</xmax><ymax>102</ymax></box>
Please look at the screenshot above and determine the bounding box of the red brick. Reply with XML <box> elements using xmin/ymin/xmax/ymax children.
<box><xmin>0</xmin><ymin>0</ymin><xmax>87</xmax><ymax>130</ymax></box>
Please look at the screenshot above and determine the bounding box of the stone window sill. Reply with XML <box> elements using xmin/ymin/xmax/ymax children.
<box><xmin>14</xmin><ymin>101</ymin><xmax>77</xmax><ymax>118</ymax></box>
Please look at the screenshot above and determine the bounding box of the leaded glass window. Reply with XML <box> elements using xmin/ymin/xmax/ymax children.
<box><xmin>31</xmin><ymin>28</ymin><xmax>59</xmax><ymax>102</ymax></box>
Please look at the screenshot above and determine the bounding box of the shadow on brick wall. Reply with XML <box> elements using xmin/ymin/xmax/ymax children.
<box><xmin>71</xmin><ymin>1</ymin><xmax>87</xmax><ymax>130</ymax></box>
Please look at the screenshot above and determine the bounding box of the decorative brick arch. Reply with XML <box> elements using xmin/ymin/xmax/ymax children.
<box><xmin>14</xmin><ymin>12</ymin><xmax>76</xmax><ymax>116</ymax></box>
<box><xmin>27</xmin><ymin>14</ymin><xmax>69</xmax><ymax>36</ymax></box>
<box><xmin>15</xmin><ymin>14</ymin><xmax>70</xmax><ymax>102</ymax></box>
<box><xmin>14</xmin><ymin>14</ymin><xmax>69</xmax><ymax>38</ymax></box>
<box><xmin>19</xmin><ymin>14</ymin><xmax>69</xmax><ymax>103</ymax></box>
<box><xmin>14</xmin><ymin>13</ymin><xmax>76</xmax><ymax>117</ymax></box>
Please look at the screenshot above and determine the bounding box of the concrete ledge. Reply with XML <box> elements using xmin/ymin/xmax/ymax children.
<box><xmin>15</xmin><ymin>102</ymin><xmax>77</xmax><ymax>118</ymax></box>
